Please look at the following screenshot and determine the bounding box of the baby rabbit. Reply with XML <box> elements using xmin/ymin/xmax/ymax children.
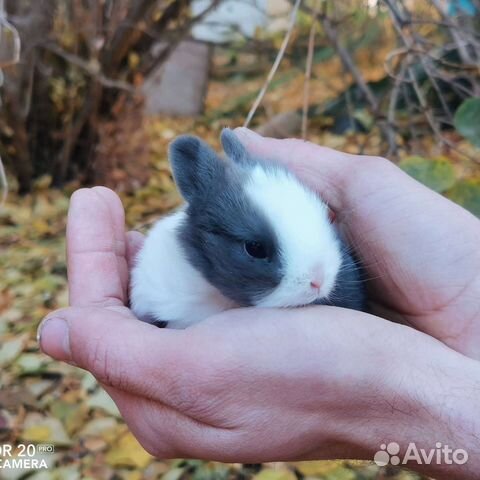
<box><xmin>130</xmin><ymin>129</ymin><xmax>366</xmax><ymax>328</ymax></box>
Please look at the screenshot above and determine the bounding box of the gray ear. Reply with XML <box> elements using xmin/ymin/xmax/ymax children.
<box><xmin>221</xmin><ymin>128</ymin><xmax>250</xmax><ymax>166</ymax></box>
<box><xmin>169</xmin><ymin>135</ymin><xmax>225</xmax><ymax>203</ymax></box>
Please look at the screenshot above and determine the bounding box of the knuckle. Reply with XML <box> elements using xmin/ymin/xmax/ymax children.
<box><xmin>186</xmin><ymin>365</ymin><xmax>235</xmax><ymax>416</ymax></box>
<box><xmin>160</xmin><ymin>351</ymin><xmax>230</xmax><ymax>417</ymax></box>
<box><xmin>363</xmin><ymin>155</ymin><xmax>393</xmax><ymax>172</ymax></box>
<box><xmin>345</xmin><ymin>155</ymin><xmax>395</xmax><ymax>191</ymax></box>
<box><xmin>162</xmin><ymin>370</ymin><xmax>203</xmax><ymax>413</ymax></box>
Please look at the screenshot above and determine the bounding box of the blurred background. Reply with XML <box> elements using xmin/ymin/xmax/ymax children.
<box><xmin>0</xmin><ymin>0</ymin><xmax>479</xmax><ymax>479</ymax></box>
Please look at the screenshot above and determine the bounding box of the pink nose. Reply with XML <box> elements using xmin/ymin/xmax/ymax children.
<box><xmin>309</xmin><ymin>266</ymin><xmax>324</xmax><ymax>290</ymax></box>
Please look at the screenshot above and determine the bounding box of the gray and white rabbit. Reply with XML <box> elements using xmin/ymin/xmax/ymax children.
<box><xmin>130</xmin><ymin>129</ymin><xmax>366</xmax><ymax>328</ymax></box>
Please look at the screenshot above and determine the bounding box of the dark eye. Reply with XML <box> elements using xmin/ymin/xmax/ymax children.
<box><xmin>244</xmin><ymin>240</ymin><xmax>268</xmax><ymax>259</ymax></box>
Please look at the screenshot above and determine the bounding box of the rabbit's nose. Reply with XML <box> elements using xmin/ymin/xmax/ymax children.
<box><xmin>309</xmin><ymin>266</ymin><xmax>324</xmax><ymax>290</ymax></box>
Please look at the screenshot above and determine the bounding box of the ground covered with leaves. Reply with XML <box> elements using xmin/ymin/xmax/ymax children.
<box><xmin>1</xmin><ymin>49</ymin><xmax>479</xmax><ymax>479</ymax></box>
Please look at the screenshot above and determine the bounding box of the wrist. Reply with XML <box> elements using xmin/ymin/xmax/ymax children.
<box><xmin>367</xmin><ymin>332</ymin><xmax>480</xmax><ymax>479</ymax></box>
<box><xmin>308</xmin><ymin>322</ymin><xmax>480</xmax><ymax>479</ymax></box>
<box><xmin>416</xmin><ymin>349</ymin><xmax>480</xmax><ymax>480</ymax></box>
<box><xmin>455</xmin><ymin>272</ymin><xmax>480</xmax><ymax>360</ymax></box>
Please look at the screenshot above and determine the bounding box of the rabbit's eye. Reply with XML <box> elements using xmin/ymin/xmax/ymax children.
<box><xmin>244</xmin><ymin>240</ymin><xmax>268</xmax><ymax>259</ymax></box>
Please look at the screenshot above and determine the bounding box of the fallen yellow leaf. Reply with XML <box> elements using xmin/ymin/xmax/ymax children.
<box><xmin>105</xmin><ymin>431</ymin><xmax>152</xmax><ymax>469</ymax></box>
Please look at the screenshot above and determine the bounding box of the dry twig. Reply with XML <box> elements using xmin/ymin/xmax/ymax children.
<box><xmin>0</xmin><ymin>155</ymin><xmax>7</xmax><ymax>205</ymax></box>
<box><xmin>43</xmin><ymin>43</ymin><xmax>136</xmax><ymax>92</ymax></box>
<box><xmin>302</xmin><ymin>0</ymin><xmax>321</xmax><ymax>139</ymax></box>
<box><xmin>244</xmin><ymin>0</ymin><xmax>302</xmax><ymax>128</ymax></box>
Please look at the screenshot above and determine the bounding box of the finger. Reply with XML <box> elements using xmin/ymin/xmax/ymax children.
<box><xmin>38</xmin><ymin>306</ymin><xmax>201</xmax><ymax>410</ymax></box>
<box><xmin>126</xmin><ymin>231</ymin><xmax>145</xmax><ymax>270</ymax></box>
<box><xmin>91</xmin><ymin>187</ymin><xmax>129</xmax><ymax>300</ymax></box>
<box><xmin>67</xmin><ymin>188</ymin><xmax>126</xmax><ymax>307</ymax></box>
<box><xmin>234</xmin><ymin>127</ymin><xmax>475</xmax><ymax>225</ymax></box>
<box><xmin>234</xmin><ymin>127</ymin><xmax>374</xmax><ymax>211</ymax></box>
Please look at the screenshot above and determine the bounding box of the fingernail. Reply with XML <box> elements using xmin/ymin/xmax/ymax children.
<box><xmin>37</xmin><ymin>317</ymin><xmax>72</xmax><ymax>362</ymax></box>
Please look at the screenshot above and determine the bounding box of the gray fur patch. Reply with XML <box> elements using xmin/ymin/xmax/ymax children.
<box><xmin>169</xmin><ymin>135</ymin><xmax>226</xmax><ymax>203</ymax></box>
<box><xmin>173</xmin><ymin>135</ymin><xmax>283</xmax><ymax>305</ymax></box>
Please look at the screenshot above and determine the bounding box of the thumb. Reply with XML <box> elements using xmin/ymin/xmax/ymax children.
<box><xmin>38</xmin><ymin>306</ymin><xmax>194</xmax><ymax>402</ymax></box>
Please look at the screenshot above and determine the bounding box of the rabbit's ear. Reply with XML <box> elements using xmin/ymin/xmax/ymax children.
<box><xmin>221</xmin><ymin>128</ymin><xmax>252</xmax><ymax>166</ymax></box>
<box><xmin>169</xmin><ymin>135</ymin><xmax>225</xmax><ymax>203</ymax></box>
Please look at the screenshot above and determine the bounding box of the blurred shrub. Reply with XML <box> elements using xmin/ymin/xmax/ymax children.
<box><xmin>0</xmin><ymin>0</ymin><xmax>204</xmax><ymax>192</ymax></box>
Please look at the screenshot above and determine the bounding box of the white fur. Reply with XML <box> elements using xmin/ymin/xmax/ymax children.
<box><xmin>130</xmin><ymin>210</ymin><xmax>236</xmax><ymax>329</ymax></box>
<box><xmin>245</xmin><ymin>165</ymin><xmax>342</xmax><ymax>307</ymax></box>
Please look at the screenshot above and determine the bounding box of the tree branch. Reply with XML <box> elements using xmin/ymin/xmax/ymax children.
<box><xmin>42</xmin><ymin>42</ymin><xmax>136</xmax><ymax>92</ymax></box>
<box><xmin>318</xmin><ymin>12</ymin><xmax>379</xmax><ymax>112</ymax></box>
<box><xmin>429</xmin><ymin>0</ymin><xmax>479</xmax><ymax>67</ymax></box>
<box><xmin>140</xmin><ymin>0</ymin><xmax>220</xmax><ymax>77</ymax></box>
<box><xmin>101</xmin><ymin>0</ymin><xmax>159</xmax><ymax>76</ymax></box>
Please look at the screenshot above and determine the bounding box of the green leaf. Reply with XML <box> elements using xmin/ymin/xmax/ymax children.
<box><xmin>454</xmin><ymin>97</ymin><xmax>480</xmax><ymax>147</ymax></box>
<box><xmin>161</xmin><ymin>467</ymin><xmax>186</xmax><ymax>480</ymax></box>
<box><xmin>105</xmin><ymin>432</ymin><xmax>152</xmax><ymax>469</ymax></box>
<box><xmin>325</xmin><ymin>468</ymin><xmax>356</xmax><ymax>480</ymax></box>
<box><xmin>15</xmin><ymin>353</ymin><xmax>49</xmax><ymax>375</ymax></box>
<box><xmin>399</xmin><ymin>156</ymin><xmax>456</xmax><ymax>192</ymax></box>
<box><xmin>21</xmin><ymin>413</ymin><xmax>72</xmax><ymax>446</ymax></box>
<box><xmin>253</xmin><ymin>468</ymin><xmax>297</xmax><ymax>480</ymax></box>
<box><xmin>0</xmin><ymin>335</ymin><xmax>28</xmax><ymax>367</ymax></box>
<box><xmin>445</xmin><ymin>178</ymin><xmax>480</xmax><ymax>217</ymax></box>
<box><xmin>50</xmin><ymin>400</ymin><xmax>88</xmax><ymax>434</ymax></box>
<box><xmin>87</xmin><ymin>387</ymin><xmax>121</xmax><ymax>417</ymax></box>
<box><xmin>291</xmin><ymin>461</ymin><xmax>347</xmax><ymax>476</ymax></box>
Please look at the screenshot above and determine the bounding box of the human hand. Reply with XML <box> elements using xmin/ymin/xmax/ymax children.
<box><xmin>38</xmin><ymin>172</ymin><xmax>480</xmax><ymax>479</ymax></box>
<box><xmin>235</xmin><ymin>128</ymin><xmax>480</xmax><ymax>360</ymax></box>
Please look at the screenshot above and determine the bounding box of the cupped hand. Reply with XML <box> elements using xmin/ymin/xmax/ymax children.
<box><xmin>37</xmin><ymin>141</ymin><xmax>480</xmax><ymax>479</ymax></box>
<box><xmin>234</xmin><ymin>128</ymin><xmax>480</xmax><ymax>359</ymax></box>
